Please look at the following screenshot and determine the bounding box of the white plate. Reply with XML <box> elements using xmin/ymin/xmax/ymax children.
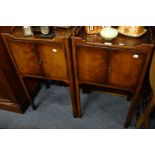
<box><xmin>118</xmin><ymin>29</ymin><xmax>147</xmax><ymax>37</ymax></box>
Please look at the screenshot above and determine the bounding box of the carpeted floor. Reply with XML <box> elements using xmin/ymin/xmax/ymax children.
<box><xmin>0</xmin><ymin>85</ymin><xmax>153</xmax><ymax>129</ymax></box>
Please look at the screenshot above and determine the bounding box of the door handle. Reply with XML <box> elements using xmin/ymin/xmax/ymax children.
<box><xmin>133</xmin><ymin>54</ymin><xmax>139</xmax><ymax>59</ymax></box>
<box><xmin>52</xmin><ymin>48</ymin><xmax>57</xmax><ymax>53</ymax></box>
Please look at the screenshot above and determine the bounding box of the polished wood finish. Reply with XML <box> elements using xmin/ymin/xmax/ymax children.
<box><xmin>0</xmin><ymin>68</ymin><xmax>17</xmax><ymax>103</ymax></box>
<box><xmin>136</xmin><ymin>51</ymin><xmax>155</xmax><ymax>128</ymax></box>
<box><xmin>108</xmin><ymin>49</ymin><xmax>145</xmax><ymax>89</ymax></box>
<box><xmin>8</xmin><ymin>41</ymin><xmax>42</xmax><ymax>75</ymax></box>
<box><xmin>72</xmin><ymin>28</ymin><xmax>154</xmax><ymax>128</ymax></box>
<box><xmin>2</xmin><ymin>26</ymin><xmax>78</xmax><ymax>117</ymax></box>
<box><xmin>36</xmin><ymin>43</ymin><xmax>67</xmax><ymax>79</ymax></box>
<box><xmin>77</xmin><ymin>46</ymin><xmax>108</xmax><ymax>83</ymax></box>
<box><xmin>1</xmin><ymin>26</ymin><xmax>154</xmax><ymax>127</ymax></box>
<box><xmin>0</xmin><ymin>26</ymin><xmax>40</xmax><ymax>113</ymax></box>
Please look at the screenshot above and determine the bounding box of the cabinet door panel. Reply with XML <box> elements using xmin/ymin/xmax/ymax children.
<box><xmin>77</xmin><ymin>46</ymin><xmax>108</xmax><ymax>83</ymax></box>
<box><xmin>8</xmin><ymin>41</ymin><xmax>42</xmax><ymax>76</ymax></box>
<box><xmin>36</xmin><ymin>43</ymin><xmax>68</xmax><ymax>79</ymax></box>
<box><xmin>108</xmin><ymin>49</ymin><xmax>145</xmax><ymax>89</ymax></box>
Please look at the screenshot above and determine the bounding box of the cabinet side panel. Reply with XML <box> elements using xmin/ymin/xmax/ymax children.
<box><xmin>0</xmin><ymin>33</ymin><xmax>28</xmax><ymax>107</ymax></box>
<box><xmin>0</xmin><ymin>69</ymin><xmax>16</xmax><ymax>102</ymax></box>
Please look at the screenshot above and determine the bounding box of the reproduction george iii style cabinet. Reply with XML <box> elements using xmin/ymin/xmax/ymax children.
<box><xmin>71</xmin><ymin>29</ymin><xmax>154</xmax><ymax>128</ymax></box>
<box><xmin>1</xmin><ymin>26</ymin><xmax>155</xmax><ymax>128</ymax></box>
<box><xmin>2</xmin><ymin>27</ymin><xmax>78</xmax><ymax>117</ymax></box>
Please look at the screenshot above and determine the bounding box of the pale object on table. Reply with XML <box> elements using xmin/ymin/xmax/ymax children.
<box><xmin>100</xmin><ymin>27</ymin><xmax>118</xmax><ymax>41</ymax></box>
<box><xmin>118</xmin><ymin>28</ymin><xmax>147</xmax><ymax>37</ymax></box>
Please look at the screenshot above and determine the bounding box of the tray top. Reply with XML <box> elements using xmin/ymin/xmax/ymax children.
<box><xmin>74</xmin><ymin>27</ymin><xmax>154</xmax><ymax>47</ymax></box>
<box><xmin>6</xmin><ymin>26</ymin><xmax>81</xmax><ymax>40</ymax></box>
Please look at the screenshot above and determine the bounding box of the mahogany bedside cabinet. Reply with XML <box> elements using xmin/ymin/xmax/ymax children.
<box><xmin>71</xmin><ymin>28</ymin><xmax>154</xmax><ymax>128</ymax></box>
<box><xmin>2</xmin><ymin>26</ymin><xmax>78</xmax><ymax>117</ymax></box>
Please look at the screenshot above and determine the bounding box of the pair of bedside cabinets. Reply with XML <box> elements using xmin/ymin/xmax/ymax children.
<box><xmin>1</xmin><ymin>27</ymin><xmax>154</xmax><ymax>128</ymax></box>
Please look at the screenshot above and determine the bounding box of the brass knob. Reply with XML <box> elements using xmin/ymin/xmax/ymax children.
<box><xmin>108</xmin><ymin>66</ymin><xmax>111</xmax><ymax>72</ymax></box>
<box><xmin>133</xmin><ymin>54</ymin><xmax>139</xmax><ymax>59</ymax></box>
<box><xmin>52</xmin><ymin>48</ymin><xmax>57</xmax><ymax>53</ymax></box>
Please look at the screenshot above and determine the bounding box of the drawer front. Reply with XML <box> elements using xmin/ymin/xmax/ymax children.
<box><xmin>36</xmin><ymin>43</ymin><xmax>68</xmax><ymax>79</ymax></box>
<box><xmin>77</xmin><ymin>46</ymin><xmax>109</xmax><ymax>83</ymax></box>
<box><xmin>8</xmin><ymin>41</ymin><xmax>42</xmax><ymax>76</ymax></box>
<box><xmin>108</xmin><ymin>49</ymin><xmax>146</xmax><ymax>89</ymax></box>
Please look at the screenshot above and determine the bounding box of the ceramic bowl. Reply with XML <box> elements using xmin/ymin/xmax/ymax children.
<box><xmin>100</xmin><ymin>27</ymin><xmax>118</xmax><ymax>41</ymax></box>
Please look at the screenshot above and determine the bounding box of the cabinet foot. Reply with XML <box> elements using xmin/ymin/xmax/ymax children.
<box><xmin>73</xmin><ymin>113</ymin><xmax>77</xmax><ymax>118</ymax></box>
<box><xmin>127</xmin><ymin>96</ymin><xmax>132</xmax><ymax>101</ymax></box>
<box><xmin>124</xmin><ymin>120</ymin><xmax>130</xmax><ymax>128</ymax></box>
<box><xmin>77</xmin><ymin>113</ymin><xmax>82</xmax><ymax>118</ymax></box>
<box><xmin>135</xmin><ymin>114</ymin><xmax>144</xmax><ymax>128</ymax></box>
<box><xmin>31</xmin><ymin>103</ymin><xmax>37</xmax><ymax>110</ymax></box>
<box><xmin>45</xmin><ymin>80</ymin><xmax>50</xmax><ymax>89</ymax></box>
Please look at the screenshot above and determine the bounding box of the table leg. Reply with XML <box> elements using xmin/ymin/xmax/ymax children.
<box><xmin>144</xmin><ymin>97</ymin><xmax>155</xmax><ymax>128</ymax></box>
<box><xmin>124</xmin><ymin>97</ymin><xmax>139</xmax><ymax>128</ymax></box>
<box><xmin>136</xmin><ymin>52</ymin><xmax>155</xmax><ymax>128</ymax></box>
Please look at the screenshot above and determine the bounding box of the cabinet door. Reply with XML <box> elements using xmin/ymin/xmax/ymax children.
<box><xmin>77</xmin><ymin>46</ymin><xmax>109</xmax><ymax>83</ymax></box>
<box><xmin>36</xmin><ymin>43</ymin><xmax>68</xmax><ymax>80</ymax></box>
<box><xmin>108</xmin><ymin>49</ymin><xmax>146</xmax><ymax>89</ymax></box>
<box><xmin>8</xmin><ymin>41</ymin><xmax>42</xmax><ymax>76</ymax></box>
